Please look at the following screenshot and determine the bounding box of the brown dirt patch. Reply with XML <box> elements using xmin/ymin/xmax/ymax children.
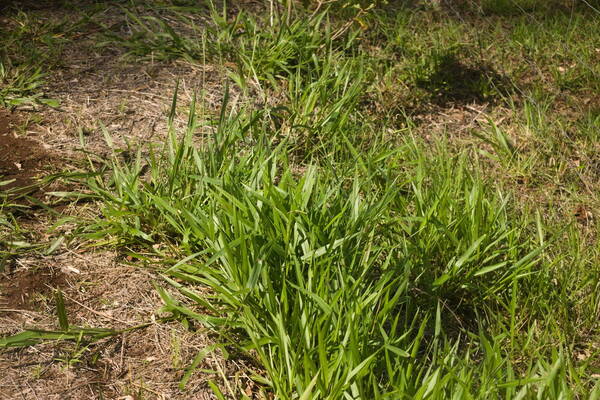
<box><xmin>0</xmin><ymin>110</ymin><xmax>54</xmax><ymax>194</ymax></box>
<box><xmin>0</xmin><ymin>251</ymin><xmax>253</xmax><ymax>399</ymax></box>
<box><xmin>0</xmin><ymin>267</ymin><xmax>67</xmax><ymax>311</ymax></box>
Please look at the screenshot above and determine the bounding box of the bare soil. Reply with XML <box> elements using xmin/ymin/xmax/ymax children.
<box><xmin>0</xmin><ymin>111</ymin><xmax>54</xmax><ymax>193</ymax></box>
<box><xmin>0</xmin><ymin>267</ymin><xmax>67</xmax><ymax>311</ymax></box>
<box><xmin>0</xmin><ymin>252</ymin><xmax>239</xmax><ymax>399</ymax></box>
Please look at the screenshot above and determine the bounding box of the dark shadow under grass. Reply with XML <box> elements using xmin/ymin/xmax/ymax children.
<box><xmin>415</xmin><ymin>51</ymin><xmax>512</xmax><ymax>105</ymax></box>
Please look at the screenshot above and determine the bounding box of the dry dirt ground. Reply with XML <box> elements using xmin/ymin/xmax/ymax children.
<box><xmin>0</xmin><ymin>4</ymin><xmax>255</xmax><ymax>399</ymax></box>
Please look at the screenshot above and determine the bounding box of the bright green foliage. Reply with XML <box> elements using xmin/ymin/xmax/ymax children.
<box><xmin>81</xmin><ymin>87</ymin><xmax>596</xmax><ymax>397</ymax></box>
<box><xmin>2</xmin><ymin>0</ymin><xmax>598</xmax><ymax>398</ymax></box>
<box><xmin>0</xmin><ymin>62</ymin><xmax>54</xmax><ymax>108</ymax></box>
<box><xmin>73</xmin><ymin>1</ymin><xmax>600</xmax><ymax>397</ymax></box>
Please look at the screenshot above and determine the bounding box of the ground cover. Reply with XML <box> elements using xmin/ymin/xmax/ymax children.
<box><xmin>0</xmin><ymin>0</ymin><xmax>599</xmax><ymax>398</ymax></box>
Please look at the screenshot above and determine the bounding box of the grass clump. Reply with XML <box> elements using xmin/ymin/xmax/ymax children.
<box><xmin>0</xmin><ymin>62</ymin><xmax>53</xmax><ymax>108</ymax></box>
<box><xmin>71</xmin><ymin>1</ymin><xmax>600</xmax><ymax>397</ymax></box>
<box><xmin>0</xmin><ymin>191</ymin><xmax>23</xmax><ymax>272</ymax></box>
<box><xmin>100</xmin><ymin>0</ymin><xmax>366</xmax><ymax>91</ymax></box>
<box><xmin>81</xmin><ymin>89</ymin><xmax>597</xmax><ymax>397</ymax></box>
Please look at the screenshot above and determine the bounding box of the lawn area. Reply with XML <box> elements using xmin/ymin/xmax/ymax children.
<box><xmin>1</xmin><ymin>0</ymin><xmax>599</xmax><ymax>398</ymax></box>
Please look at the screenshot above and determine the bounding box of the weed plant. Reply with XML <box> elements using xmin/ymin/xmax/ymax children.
<box><xmin>2</xmin><ymin>0</ymin><xmax>598</xmax><ymax>397</ymax></box>
<box><xmin>82</xmin><ymin>86</ymin><xmax>597</xmax><ymax>397</ymax></box>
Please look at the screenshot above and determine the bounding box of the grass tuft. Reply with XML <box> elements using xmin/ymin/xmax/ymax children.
<box><xmin>82</xmin><ymin>88</ymin><xmax>596</xmax><ymax>397</ymax></box>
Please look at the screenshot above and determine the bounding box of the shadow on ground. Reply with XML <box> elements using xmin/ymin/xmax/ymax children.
<box><xmin>415</xmin><ymin>52</ymin><xmax>512</xmax><ymax>106</ymax></box>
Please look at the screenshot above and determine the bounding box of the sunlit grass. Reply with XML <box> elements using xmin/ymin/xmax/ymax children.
<box><xmin>74</xmin><ymin>1</ymin><xmax>600</xmax><ymax>397</ymax></box>
<box><xmin>80</xmin><ymin>84</ymin><xmax>597</xmax><ymax>397</ymax></box>
<box><xmin>1</xmin><ymin>0</ymin><xmax>599</xmax><ymax>397</ymax></box>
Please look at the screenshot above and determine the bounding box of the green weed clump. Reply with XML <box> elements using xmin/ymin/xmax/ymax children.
<box><xmin>62</xmin><ymin>1</ymin><xmax>600</xmax><ymax>398</ymax></box>
<box><xmin>81</xmin><ymin>87</ymin><xmax>596</xmax><ymax>397</ymax></box>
